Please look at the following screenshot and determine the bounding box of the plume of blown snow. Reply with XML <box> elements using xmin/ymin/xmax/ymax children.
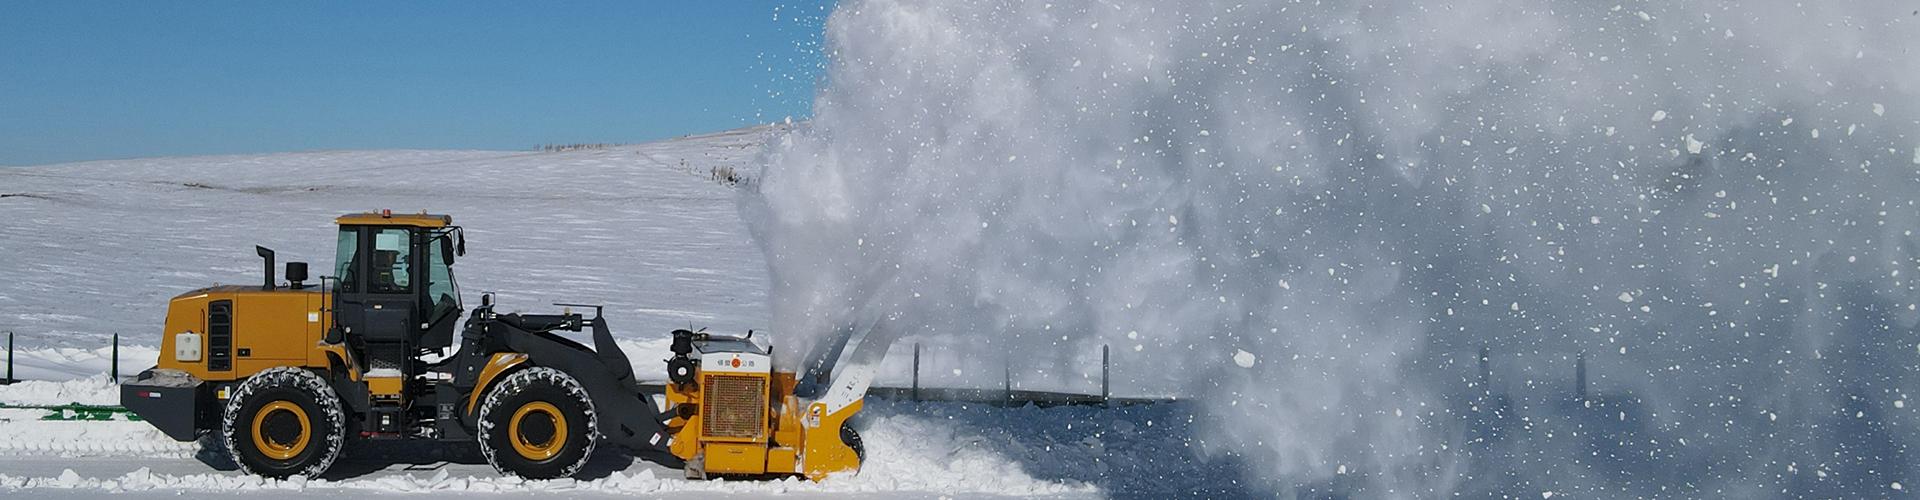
<box><xmin>744</xmin><ymin>0</ymin><xmax>1920</xmax><ymax>497</ymax></box>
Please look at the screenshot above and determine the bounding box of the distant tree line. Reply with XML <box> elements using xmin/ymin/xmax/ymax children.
<box><xmin>533</xmin><ymin>143</ymin><xmax>616</xmax><ymax>152</ymax></box>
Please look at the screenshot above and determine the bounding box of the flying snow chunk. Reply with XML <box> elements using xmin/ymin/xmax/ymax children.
<box><xmin>1911</xmin><ymin>146</ymin><xmax>1919</xmax><ymax>165</ymax></box>
<box><xmin>1618</xmin><ymin>292</ymin><xmax>1635</xmax><ymax>303</ymax></box>
<box><xmin>1651</xmin><ymin>110</ymin><xmax>1667</xmax><ymax>122</ymax></box>
<box><xmin>1232</xmin><ymin>349</ymin><xmax>1257</xmax><ymax>368</ymax></box>
<box><xmin>1873</xmin><ymin>103</ymin><xmax>1885</xmax><ymax>116</ymax></box>
<box><xmin>1684</xmin><ymin>134</ymin><xmax>1704</xmax><ymax>154</ymax></box>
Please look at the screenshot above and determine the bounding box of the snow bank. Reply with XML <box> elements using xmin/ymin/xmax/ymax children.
<box><xmin>0</xmin><ymin>376</ymin><xmax>122</xmax><ymax>406</ymax></box>
<box><xmin>747</xmin><ymin>0</ymin><xmax>1920</xmax><ymax>497</ymax></box>
<box><xmin>0</xmin><ymin>344</ymin><xmax>160</xmax><ymax>382</ymax></box>
<box><xmin>0</xmin><ymin>415</ymin><xmax>197</xmax><ymax>459</ymax></box>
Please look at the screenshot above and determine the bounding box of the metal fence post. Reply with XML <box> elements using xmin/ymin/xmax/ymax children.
<box><xmin>911</xmin><ymin>343</ymin><xmax>921</xmax><ymax>402</ymax></box>
<box><xmin>1575</xmin><ymin>351</ymin><xmax>1587</xmax><ymax>403</ymax></box>
<box><xmin>111</xmin><ymin>333</ymin><xmax>120</xmax><ymax>381</ymax></box>
<box><xmin>1478</xmin><ymin>346</ymin><xmax>1492</xmax><ymax>395</ymax></box>
<box><xmin>1101</xmin><ymin>344</ymin><xmax>1110</xmax><ymax>406</ymax></box>
<box><xmin>5</xmin><ymin>331</ymin><xmax>12</xmax><ymax>382</ymax></box>
<box><xmin>1004</xmin><ymin>363</ymin><xmax>1012</xmax><ymax>406</ymax></box>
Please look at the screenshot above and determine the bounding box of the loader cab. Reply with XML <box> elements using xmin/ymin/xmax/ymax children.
<box><xmin>329</xmin><ymin>212</ymin><xmax>465</xmax><ymax>372</ymax></box>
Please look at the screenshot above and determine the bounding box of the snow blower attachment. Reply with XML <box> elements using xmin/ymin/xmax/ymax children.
<box><xmin>119</xmin><ymin>211</ymin><xmax>875</xmax><ymax>481</ymax></box>
<box><xmin>661</xmin><ymin>328</ymin><xmax>867</xmax><ymax>480</ymax></box>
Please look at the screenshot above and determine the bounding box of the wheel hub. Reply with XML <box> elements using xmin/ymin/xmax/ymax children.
<box><xmin>251</xmin><ymin>401</ymin><xmax>311</xmax><ymax>460</ymax></box>
<box><xmin>509</xmin><ymin>401</ymin><xmax>567</xmax><ymax>461</ymax></box>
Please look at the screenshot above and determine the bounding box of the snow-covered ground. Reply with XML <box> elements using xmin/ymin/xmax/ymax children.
<box><xmin>0</xmin><ymin>128</ymin><xmax>1211</xmax><ymax>497</ymax></box>
<box><xmin>0</xmin><ymin>362</ymin><xmax>1219</xmax><ymax>498</ymax></box>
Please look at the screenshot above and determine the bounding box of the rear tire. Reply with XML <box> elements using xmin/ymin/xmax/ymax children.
<box><xmin>222</xmin><ymin>367</ymin><xmax>346</xmax><ymax>479</ymax></box>
<box><xmin>477</xmin><ymin>367</ymin><xmax>597</xmax><ymax>479</ymax></box>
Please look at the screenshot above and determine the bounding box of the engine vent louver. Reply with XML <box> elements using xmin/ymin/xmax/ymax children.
<box><xmin>701</xmin><ymin>374</ymin><xmax>766</xmax><ymax>440</ymax></box>
<box><xmin>207</xmin><ymin>300</ymin><xmax>233</xmax><ymax>372</ymax></box>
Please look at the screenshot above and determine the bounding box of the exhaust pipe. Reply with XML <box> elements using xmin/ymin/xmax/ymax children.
<box><xmin>256</xmin><ymin>246</ymin><xmax>275</xmax><ymax>290</ymax></box>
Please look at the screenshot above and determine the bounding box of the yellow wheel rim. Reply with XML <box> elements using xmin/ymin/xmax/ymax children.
<box><xmin>509</xmin><ymin>401</ymin><xmax>567</xmax><ymax>461</ymax></box>
<box><xmin>251</xmin><ymin>401</ymin><xmax>311</xmax><ymax>460</ymax></box>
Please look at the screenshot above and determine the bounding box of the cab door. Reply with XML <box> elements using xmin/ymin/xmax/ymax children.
<box><xmin>333</xmin><ymin>226</ymin><xmax>419</xmax><ymax>368</ymax></box>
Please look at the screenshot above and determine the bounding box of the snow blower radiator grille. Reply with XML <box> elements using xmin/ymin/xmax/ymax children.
<box><xmin>701</xmin><ymin>374</ymin><xmax>766</xmax><ymax>440</ymax></box>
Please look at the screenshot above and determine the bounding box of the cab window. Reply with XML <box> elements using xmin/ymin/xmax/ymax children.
<box><xmin>371</xmin><ymin>228</ymin><xmax>412</xmax><ymax>293</ymax></box>
<box><xmin>427</xmin><ymin>238</ymin><xmax>459</xmax><ymax>314</ymax></box>
<box><xmin>334</xmin><ymin>228</ymin><xmax>360</xmax><ymax>293</ymax></box>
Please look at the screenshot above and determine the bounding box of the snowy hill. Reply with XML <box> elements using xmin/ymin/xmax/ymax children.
<box><xmin>0</xmin><ymin>127</ymin><xmax>774</xmax><ymax>348</ymax></box>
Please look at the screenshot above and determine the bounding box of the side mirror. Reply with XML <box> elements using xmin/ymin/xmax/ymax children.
<box><xmin>455</xmin><ymin>230</ymin><xmax>466</xmax><ymax>257</ymax></box>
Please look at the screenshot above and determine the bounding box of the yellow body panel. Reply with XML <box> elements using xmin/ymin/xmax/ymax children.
<box><xmin>156</xmin><ymin>286</ymin><xmax>332</xmax><ymax>382</ymax></box>
<box><xmin>704</xmin><ymin>442</ymin><xmax>769</xmax><ymax>474</ymax></box>
<box><xmin>367</xmin><ymin>376</ymin><xmax>404</xmax><ymax>398</ymax></box>
<box><xmin>231</xmin><ymin>292</ymin><xmax>322</xmax><ymax>363</ymax></box>
<box><xmin>765</xmin><ymin>446</ymin><xmax>798</xmax><ymax>473</ymax></box>
<box><xmin>801</xmin><ymin>400</ymin><xmax>864</xmax><ymax>481</ymax></box>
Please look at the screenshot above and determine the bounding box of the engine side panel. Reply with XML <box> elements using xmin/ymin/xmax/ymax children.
<box><xmin>157</xmin><ymin>286</ymin><xmax>329</xmax><ymax>382</ymax></box>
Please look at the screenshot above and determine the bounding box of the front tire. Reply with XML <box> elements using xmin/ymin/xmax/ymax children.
<box><xmin>222</xmin><ymin>367</ymin><xmax>347</xmax><ymax>479</ymax></box>
<box><xmin>477</xmin><ymin>367</ymin><xmax>597</xmax><ymax>479</ymax></box>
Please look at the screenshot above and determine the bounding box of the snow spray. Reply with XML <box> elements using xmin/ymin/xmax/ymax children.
<box><xmin>744</xmin><ymin>1</ymin><xmax>1920</xmax><ymax>496</ymax></box>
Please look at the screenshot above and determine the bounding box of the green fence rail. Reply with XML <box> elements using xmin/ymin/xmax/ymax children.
<box><xmin>0</xmin><ymin>402</ymin><xmax>141</xmax><ymax>421</ymax></box>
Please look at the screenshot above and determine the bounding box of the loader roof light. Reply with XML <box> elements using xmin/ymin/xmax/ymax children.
<box><xmin>381</xmin><ymin>209</ymin><xmax>392</xmax><ymax>218</ymax></box>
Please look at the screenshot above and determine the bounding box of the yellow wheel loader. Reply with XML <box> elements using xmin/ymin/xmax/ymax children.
<box><xmin>120</xmin><ymin>211</ymin><xmax>881</xmax><ymax>481</ymax></box>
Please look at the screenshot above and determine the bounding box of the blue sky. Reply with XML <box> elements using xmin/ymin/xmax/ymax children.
<box><xmin>0</xmin><ymin>2</ymin><xmax>831</xmax><ymax>166</ymax></box>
